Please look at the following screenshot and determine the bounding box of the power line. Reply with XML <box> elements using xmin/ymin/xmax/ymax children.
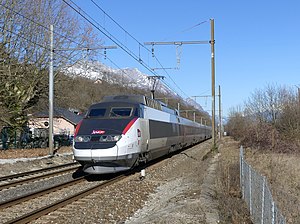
<box><xmin>87</xmin><ymin>0</ymin><xmax>191</xmax><ymax>99</ymax></box>
<box><xmin>65</xmin><ymin>0</ymin><xmax>185</xmax><ymax>96</ymax></box>
<box><xmin>91</xmin><ymin>0</ymin><xmax>186</xmax><ymax>87</ymax></box>
<box><xmin>0</xmin><ymin>2</ymin><xmax>87</xmax><ymax>48</ymax></box>
<box><xmin>0</xmin><ymin>3</ymin><xmax>113</xmax><ymax>73</ymax></box>
<box><xmin>1</xmin><ymin>26</ymin><xmax>48</xmax><ymax>50</ymax></box>
<box><xmin>161</xmin><ymin>20</ymin><xmax>207</xmax><ymax>41</ymax></box>
<box><xmin>0</xmin><ymin>25</ymin><xmax>89</xmax><ymax>74</ymax></box>
<box><xmin>90</xmin><ymin>0</ymin><xmax>151</xmax><ymax>54</ymax></box>
<box><xmin>144</xmin><ymin>41</ymin><xmax>210</xmax><ymax>99</ymax></box>
<box><xmin>1</xmin><ymin>0</ymin><xmax>191</xmax><ymax>100</ymax></box>
<box><xmin>0</xmin><ymin>1</ymin><xmax>105</xmax><ymax>72</ymax></box>
<box><xmin>181</xmin><ymin>21</ymin><xmax>208</xmax><ymax>33</ymax></box>
<box><xmin>0</xmin><ymin>19</ymin><xmax>170</xmax><ymax>97</ymax></box>
<box><xmin>64</xmin><ymin>0</ymin><xmax>157</xmax><ymax>75</ymax></box>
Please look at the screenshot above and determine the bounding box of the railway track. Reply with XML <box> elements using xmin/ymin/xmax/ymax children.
<box><xmin>0</xmin><ymin>162</ymin><xmax>80</xmax><ymax>190</ymax></box>
<box><xmin>0</xmin><ymin>157</ymin><xmax>162</xmax><ymax>223</ymax></box>
<box><xmin>0</xmin><ymin>175</ymin><xmax>87</xmax><ymax>209</ymax></box>
<box><xmin>0</xmin><ymin>142</ymin><xmax>210</xmax><ymax>223</ymax></box>
<box><xmin>1</xmin><ymin>174</ymin><xmax>127</xmax><ymax>224</ymax></box>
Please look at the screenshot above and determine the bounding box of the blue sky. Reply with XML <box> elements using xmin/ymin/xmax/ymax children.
<box><xmin>73</xmin><ymin>0</ymin><xmax>300</xmax><ymax>117</ymax></box>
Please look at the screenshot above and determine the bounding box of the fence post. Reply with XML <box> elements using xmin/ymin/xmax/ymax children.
<box><xmin>249</xmin><ymin>164</ymin><xmax>252</xmax><ymax>216</ymax></box>
<box><xmin>271</xmin><ymin>201</ymin><xmax>275</xmax><ymax>224</ymax></box>
<box><xmin>240</xmin><ymin>146</ymin><xmax>244</xmax><ymax>199</ymax></box>
<box><xmin>261</xmin><ymin>176</ymin><xmax>266</xmax><ymax>224</ymax></box>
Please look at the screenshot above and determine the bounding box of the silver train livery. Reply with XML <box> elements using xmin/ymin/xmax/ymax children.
<box><xmin>73</xmin><ymin>95</ymin><xmax>212</xmax><ymax>174</ymax></box>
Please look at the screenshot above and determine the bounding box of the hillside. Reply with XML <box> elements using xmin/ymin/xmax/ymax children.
<box><xmin>51</xmin><ymin>61</ymin><xmax>210</xmax><ymax>123</ymax></box>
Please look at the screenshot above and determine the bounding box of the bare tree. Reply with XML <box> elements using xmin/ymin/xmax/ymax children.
<box><xmin>277</xmin><ymin>90</ymin><xmax>300</xmax><ymax>146</ymax></box>
<box><xmin>0</xmin><ymin>0</ymin><xmax>99</xmax><ymax>129</ymax></box>
<box><xmin>244</xmin><ymin>84</ymin><xmax>291</xmax><ymax>124</ymax></box>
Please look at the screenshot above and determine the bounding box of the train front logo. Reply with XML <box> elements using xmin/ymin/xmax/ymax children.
<box><xmin>91</xmin><ymin>130</ymin><xmax>105</xmax><ymax>135</ymax></box>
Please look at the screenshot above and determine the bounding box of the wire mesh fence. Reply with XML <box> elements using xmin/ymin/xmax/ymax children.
<box><xmin>240</xmin><ymin>146</ymin><xmax>286</xmax><ymax>224</ymax></box>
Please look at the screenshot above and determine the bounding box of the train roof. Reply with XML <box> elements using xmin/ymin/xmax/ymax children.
<box><xmin>101</xmin><ymin>95</ymin><xmax>147</xmax><ymax>104</ymax></box>
<box><xmin>100</xmin><ymin>95</ymin><xmax>178</xmax><ymax>115</ymax></box>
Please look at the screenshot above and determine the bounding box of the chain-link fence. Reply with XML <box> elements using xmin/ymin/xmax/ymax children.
<box><xmin>240</xmin><ymin>146</ymin><xmax>286</xmax><ymax>224</ymax></box>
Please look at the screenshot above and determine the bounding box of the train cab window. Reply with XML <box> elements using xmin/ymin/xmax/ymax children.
<box><xmin>88</xmin><ymin>108</ymin><xmax>106</xmax><ymax>117</ymax></box>
<box><xmin>109</xmin><ymin>108</ymin><xmax>132</xmax><ymax>117</ymax></box>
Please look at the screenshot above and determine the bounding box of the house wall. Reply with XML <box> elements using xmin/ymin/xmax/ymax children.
<box><xmin>28</xmin><ymin>117</ymin><xmax>75</xmax><ymax>136</ymax></box>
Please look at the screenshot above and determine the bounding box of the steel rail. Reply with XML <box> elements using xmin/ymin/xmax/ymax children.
<box><xmin>0</xmin><ymin>164</ymin><xmax>80</xmax><ymax>190</ymax></box>
<box><xmin>0</xmin><ymin>162</ymin><xmax>78</xmax><ymax>182</ymax></box>
<box><xmin>4</xmin><ymin>174</ymin><xmax>127</xmax><ymax>224</ymax></box>
<box><xmin>0</xmin><ymin>174</ymin><xmax>88</xmax><ymax>209</ymax></box>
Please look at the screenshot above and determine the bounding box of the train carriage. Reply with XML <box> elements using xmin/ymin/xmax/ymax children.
<box><xmin>73</xmin><ymin>95</ymin><xmax>211</xmax><ymax>174</ymax></box>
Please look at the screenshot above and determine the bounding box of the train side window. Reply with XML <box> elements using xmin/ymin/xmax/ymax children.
<box><xmin>88</xmin><ymin>108</ymin><xmax>106</xmax><ymax>117</ymax></box>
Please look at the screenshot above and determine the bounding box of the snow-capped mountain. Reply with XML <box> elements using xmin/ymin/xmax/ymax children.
<box><xmin>64</xmin><ymin>61</ymin><xmax>176</xmax><ymax>95</ymax></box>
<box><xmin>63</xmin><ymin>60</ymin><xmax>206</xmax><ymax>113</ymax></box>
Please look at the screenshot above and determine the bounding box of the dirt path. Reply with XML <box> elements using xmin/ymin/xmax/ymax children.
<box><xmin>126</xmin><ymin>140</ymin><xmax>220</xmax><ymax>224</ymax></box>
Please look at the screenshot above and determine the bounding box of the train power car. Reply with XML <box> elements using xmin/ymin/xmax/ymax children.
<box><xmin>73</xmin><ymin>95</ymin><xmax>212</xmax><ymax>174</ymax></box>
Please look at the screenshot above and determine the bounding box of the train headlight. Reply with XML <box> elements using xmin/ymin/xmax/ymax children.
<box><xmin>74</xmin><ymin>135</ymin><xmax>91</xmax><ymax>142</ymax></box>
<box><xmin>113</xmin><ymin>135</ymin><xmax>121</xmax><ymax>141</ymax></box>
<box><xmin>99</xmin><ymin>135</ymin><xmax>121</xmax><ymax>142</ymax></box>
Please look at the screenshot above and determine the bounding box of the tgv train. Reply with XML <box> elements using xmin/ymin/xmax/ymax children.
<box><xmin>73</xmin><ymin>95</ymin><xmax>212</xmax><ymax>174</ymax></box>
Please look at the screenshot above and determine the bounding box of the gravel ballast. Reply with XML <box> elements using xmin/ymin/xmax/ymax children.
<box><xmin>0</xmin><ymin>141</ymin><xmax>221</xmax><ymax>223</ymax></box>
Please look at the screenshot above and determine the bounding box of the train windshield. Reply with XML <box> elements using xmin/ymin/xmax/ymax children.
<box><xmin>88</xmin><ymin>108</ymin><xmax>106</xmax><ymax>117</ymax></box>
<box><xmin>109</xmin><ymin>107</ymin><xmax>132</xmax><ymax>117</ymax></box>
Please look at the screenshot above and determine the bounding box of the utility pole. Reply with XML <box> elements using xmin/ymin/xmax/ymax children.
<box><xmin>155</xmin><ymin>97</ymin><xmax>170</xmax><ymax>105</ymax></box>
<box><xmin>147</xmin><ymin>76</ymin><xmax>164</xmax><ymax>99</ymax></box>
<box><xmin>218</xmin><ymin>85</ymin><xmax>222</xmax><ymax>140</ymax></box>
<box><xmin>297</xmin><ymin>86</ymin><xmax>300</xmax><ymax>105</ymax></box>
<box><xmin>49</xmin><ymin>25</ymin><xmax>54</xmax><ymax>156</ymax></box>
<box><xmin>145</xmin><ymin>19</ymin><xmax>216</xmax><ymax>150</ymax></box>
<box><xmin>180</xmin><ymin>110</ymin><xmax>196</xmax><ymax>119</ymax></box>
<box><xmin>210</xmin><ymin>19</ymin><xmax>216</xmax><ymax>149</ymax></box>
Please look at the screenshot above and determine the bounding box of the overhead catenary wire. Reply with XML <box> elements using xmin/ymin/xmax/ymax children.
<box><xmin>90</xmin><ymin>0</ymin><xmax>151</xmax><ymax>54</ymax></box>
<box><xmin>1</xmin><ymin>0</ymin><xmax>191</xmax><ymax>100</ymax></box>
<box><xmin>0</xmin><ymin>3</ymin><xmax>111</xmax><ymax>77</ymax></box>
<box><xmin>1</xmin><ymin>22</ymin><xmax>135</xmax><ymax>91</ymax></box>
<box><xmin>180</xmin><ymin>21</ymin><xmax>208</xmax><ymax>34</ymax></box>
<box><xmin>0</xmin><ymin>2</ymin><xmax>88</xmax><ymax>49</ymax></box>
<box><xmin>89</xmin><ymin>0</ymin><xmax>191</xmax><ymax>98</ymax></box>
<box><xmin>64</xmin><ymin>0</ymin><xmax>156</xmax><ymax>74</ymax></box>
<box><xmin>67</xmin><ymin>0</ymin><xmax>190</xmax><ymax>99</ymax></box>
<box><xmin>0</xmin><ymin>2</ymin><xmax>101</xmax><ymax>73</ymax></box>
<box><xmin>161</xmin><ymin>20</ymin><xmax>208</xmax><ymax>41</ymax></box>
<box><xmin>0</xmin><ymin>24</ymin><xmax>92</xmax><ymax>77</ymax></box>
<box><xmin>0</xmin><ymin>6</ymin><xmax>173</xmax><ymax>94</ymax></box>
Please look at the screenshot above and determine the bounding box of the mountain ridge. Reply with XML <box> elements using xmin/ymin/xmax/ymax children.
<box><xmin>63</xmin><ymin>61</ymin><xmax>206</xmax><ymax>113</ymax></box>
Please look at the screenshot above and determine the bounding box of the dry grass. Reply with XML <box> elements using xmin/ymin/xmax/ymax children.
<box><xmin>217</xmin><ymin>137</ymin><xmax>300</xmax><ymax>223</ymax></box>
<box><xmin>245</xmin><ymin>149</ymin><xmax>300</xmax><ymax>223</ymax></box>
<box><xmin>216</xmin><ymin>137</ymin><xmax>252</xmax><ymax>223</ymax></box>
